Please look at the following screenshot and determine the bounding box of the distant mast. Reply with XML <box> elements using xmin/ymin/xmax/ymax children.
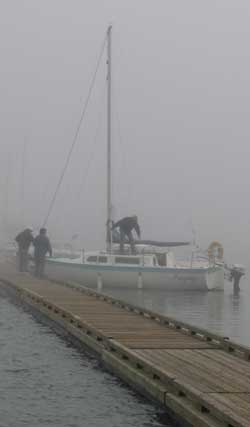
<box><xmin>106</xmin><ymin>25</ymin><xmax>112</xmax><ymax>252</ymax></box>
<box><xmin>20</xmin><ymin>139</ymin><xmax>27</xmax><ymax>226</ymax></box>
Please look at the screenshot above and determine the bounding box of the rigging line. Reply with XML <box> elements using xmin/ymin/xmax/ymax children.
<box><xmin>113</xmin><ymin>98</ymin><xmax>134</xmax><ymax>217</ymax></box>
<box><xmin>70</xmin><ymin>96</ymin><xmax>105</xmax><ymax>235</ymax></box>
<box><xmin>52</xmin><ymin>80</ymin><xmax>106</xmax><ymax>231</ymax></box>
<box><xmin>76</xmin><ymin>81</ymin><xmax>106</xmax><ymax>204</ymax></box>
<box><xmin>42</xmin><ymin>32</ymin><xmax>107</xmax><ymax>227</ymax></box>
<box><xmin>111</xmin><ymin>50</ymin><xmax>136</xmax><ymax>216</ymax></box>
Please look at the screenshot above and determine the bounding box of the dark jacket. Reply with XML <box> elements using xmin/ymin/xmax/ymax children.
<box><xmin>15</xmin><ymin>229</ymin><xmax>34</xmax><ymax>250</ymax></box>
<box><xmin>112</xmin><ymin>217</ymin><xmax>141</xmax><ymax>238</ymax></box>
<box><xmin>34</xmin><ymin>235</ymin><xmax>52</xmax><ymax>259</ymax></box>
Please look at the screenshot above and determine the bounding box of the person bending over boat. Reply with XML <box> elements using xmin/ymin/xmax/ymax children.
<box><xmin>112</xmin><ymin>216</ymin><xmax>141</xmax><ymax>254</ymax></box>
<box><xmin>33</xmin><ymin>228</ymin><xmax>52</xmax><ymax>278</ymax></box>
<box><xmin>15</xmin><ymin>227</ymin><xmax>34</xmax><ymax>272</ymax></box>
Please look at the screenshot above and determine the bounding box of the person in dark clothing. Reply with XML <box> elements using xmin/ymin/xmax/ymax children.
<box><xmin>112</xmin><ymin>215</ymin><xmax>141</xmax><ymax>254</ymax></box>
<box><xmin>33</xmin><ymin>228</ymin><xmax>52</xmax><ymax>278</ymax></box>
<box><xmin>15</xmin><ymin>228</ymin><xmax>34</xmax><ymax>272</ymax></box>
<box><xmin>230</xmin><ymin>268</ymin><xmax>245</xmax><ymax>293</ymax></box>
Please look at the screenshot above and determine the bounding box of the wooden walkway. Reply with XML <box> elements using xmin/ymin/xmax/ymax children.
<box><xmin>1</xmin><ymin>261</ymin><xmax>250</xmax><ymax>427</ymax></box>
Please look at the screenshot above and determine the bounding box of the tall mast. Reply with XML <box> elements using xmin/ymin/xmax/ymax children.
<box><xmin>106</xmin><ymin>25</ymin><xmax>112</xmax><ymax>252</ymax></box>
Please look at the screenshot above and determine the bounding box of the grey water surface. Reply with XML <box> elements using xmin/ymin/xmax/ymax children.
<box><xmin>104</xmin><ymin>278</ymin><xmax>250</xmax><ymax>347</ymax></box>
<box><xmin>0</xmin><ymin>297</ymin><xmax>174</xmax><ymax>427</ymax></box>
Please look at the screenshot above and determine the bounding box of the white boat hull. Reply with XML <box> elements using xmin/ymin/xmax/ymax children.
<box><xmin>46</xmin><ymin>259</ymin><xmax>224</xmax><ymax>291</ymax></box>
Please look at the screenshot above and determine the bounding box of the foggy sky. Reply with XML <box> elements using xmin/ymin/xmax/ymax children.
<box><xmin>0</xmin><ymin>1</ymin><xmax>249</xmax><ymax>267</ymax></box>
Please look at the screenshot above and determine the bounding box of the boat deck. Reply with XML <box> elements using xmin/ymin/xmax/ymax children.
<box><xmin>0</xmin><ymin>260</ymin><xmax>249</xmax><ymax>426</ymax></box>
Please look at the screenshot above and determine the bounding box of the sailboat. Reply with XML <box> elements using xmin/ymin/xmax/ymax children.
<box><xmin>46</xmin><ymin>26</ymin><xmax>225</xmax><ymax>291</ymax></box>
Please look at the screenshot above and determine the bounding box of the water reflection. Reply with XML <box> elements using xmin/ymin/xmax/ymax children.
<box><xmin>103</xmin><ymin>279</ymin><xmax>250</xmax><ymax>347</ymax></box>
<box><xmin>230</xmin><ymin>293</ymin><xmax>241</xmax><ymax>312</ymax></box>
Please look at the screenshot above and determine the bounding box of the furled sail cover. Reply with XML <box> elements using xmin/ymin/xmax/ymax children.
<box><xmin>109</xmin><ymin>230</ymin><xmax>189</xmax><ymax>247</ymax></box>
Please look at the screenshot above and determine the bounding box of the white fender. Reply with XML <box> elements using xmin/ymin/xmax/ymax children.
<box><xmin>137</xmin><ymin>272</ymin><xmax>143</xmax><ymax>289</ymax></box>
<box><xmin>97</xmin><ymin>273</ymin><xmax>103</xmax><ymax>290</ymax></box>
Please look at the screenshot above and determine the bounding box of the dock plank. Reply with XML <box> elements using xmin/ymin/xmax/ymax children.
<box><xmin>134</xmin><ymin>349</ymin><xmax>250</xmax><ymax>393</ymax></box>
<box><xmin>1</xmin><ymin>261</ymin><xmax>250</xmax><ymax>426</ymax></box>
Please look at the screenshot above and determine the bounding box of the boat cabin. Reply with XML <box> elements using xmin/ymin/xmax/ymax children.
<box><xmin>83</xmin><ymin>251</ymin><xmax>175</xmax><ymax>267</ymax></box>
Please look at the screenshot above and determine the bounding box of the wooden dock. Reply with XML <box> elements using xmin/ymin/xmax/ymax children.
<box><xmin>1</xmin><ymin>261</ymin><xmax>250</xmax><ymax>427</ymax></box>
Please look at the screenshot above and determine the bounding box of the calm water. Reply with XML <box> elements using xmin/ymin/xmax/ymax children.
<box><xmin>0</xmin><ymin>297</ymin><xmax>174</xmax><ymax>427</ymax></box>
<box><xmin>105</xmin><ymin>277</ymin><xmax>250</xmax><ymax>347</ymax></box>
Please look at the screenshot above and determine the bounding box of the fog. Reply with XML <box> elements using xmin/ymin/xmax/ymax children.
<box><xmin>0</xmin><ymin>1</ymin><xmax>249</xmax><ymax>268</ymax></box>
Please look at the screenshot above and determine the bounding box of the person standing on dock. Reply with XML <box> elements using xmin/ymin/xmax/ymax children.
<box><xmin>33</xmin><ymin>228</ymin><xmax>52</xmax><ymax>278</ymax></box>
<box><xmin>15</xmin><ymin>227</ymin><xmax>34</xmax><ymax>272</ymax></box>
<box><xmin>112</xmin><ymin>215</ymin><xmax>141</xmax><ymax>254</ymax></box>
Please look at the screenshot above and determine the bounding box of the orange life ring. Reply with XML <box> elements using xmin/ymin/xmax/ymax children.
<box><xmin>208</xmin><ymin>241</ymin><xmax>224</xmax><ymax>260</ymax></box>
